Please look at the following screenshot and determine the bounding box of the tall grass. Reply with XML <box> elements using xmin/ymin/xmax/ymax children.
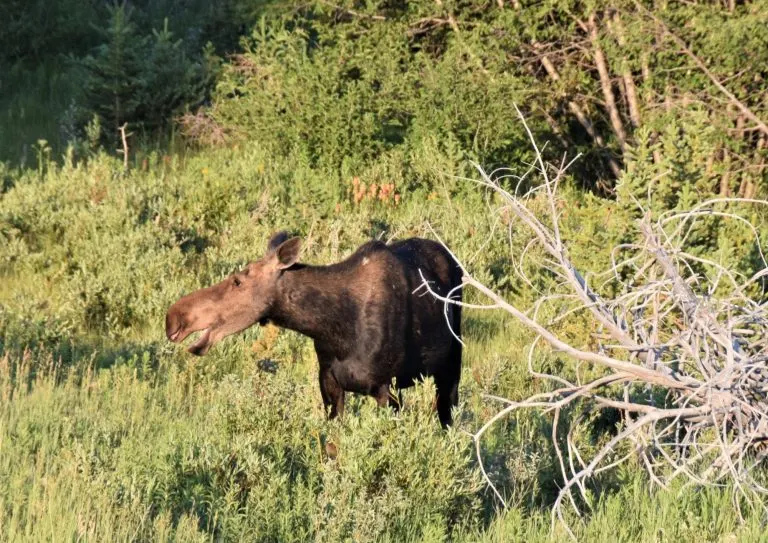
<box><xmin>0</xmin><ymin>143</ymin><xmax>766</xmax><ymax>541</ymax></box>
<box><xmin>1</xmin><ymin>321</ymin><xmax>765</xmax><ymax>541</ymax></box>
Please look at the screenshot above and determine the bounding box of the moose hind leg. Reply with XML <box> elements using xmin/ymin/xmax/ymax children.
<box><xmin>435</xmin><ymin>340</ymin><xmax>462</xmax><ymax>426</ymax></box>
<box><xmin>435</xmin><ymin>374</ymin><xmax>459</xmax><ymax>427</ymax></box>
<box><xmin>319</xmin><ymin>367</ymin><xmax>345</xmax><ymax>419</ymax></box>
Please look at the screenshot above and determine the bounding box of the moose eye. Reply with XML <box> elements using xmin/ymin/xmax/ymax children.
<box><xmin>233</xmin><ymin>277</ymin><xmax>242</xmax><ymax>287</ymax></box>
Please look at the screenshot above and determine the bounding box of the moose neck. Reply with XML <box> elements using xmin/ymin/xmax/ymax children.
<box><xmin>268</xmin><ymin>265</ymin><xmax>358</xmax><ymax>349</ymax></box>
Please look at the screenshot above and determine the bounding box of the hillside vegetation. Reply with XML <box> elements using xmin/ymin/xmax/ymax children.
<box><xmin>1</xmin><ymin>1</ymin><xmax>767</xmax><ymax>541</ymax></box>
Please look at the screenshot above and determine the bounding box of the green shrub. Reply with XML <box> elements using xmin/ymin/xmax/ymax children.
<box><xmin>207</xmin><ymin>11</ymin><xmax>537</xmax><ymax>191</ymax></box>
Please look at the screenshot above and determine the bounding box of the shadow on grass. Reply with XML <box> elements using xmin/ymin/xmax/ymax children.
<box><xmin>462</xmin><ymin>314</ymin><xmax>503</xmax><ymax>341</ymax></box>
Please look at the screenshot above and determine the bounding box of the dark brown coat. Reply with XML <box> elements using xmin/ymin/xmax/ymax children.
<box><xmin>165</xmin><ymin>232</ymin><xmax>463</xmax><ymax>425</ymax></box>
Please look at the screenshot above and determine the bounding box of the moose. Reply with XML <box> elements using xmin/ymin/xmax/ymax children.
<box><xmin>165</xmin><ymin>232</ymin><xmax>463</xmax><ymax>426</ymax></box>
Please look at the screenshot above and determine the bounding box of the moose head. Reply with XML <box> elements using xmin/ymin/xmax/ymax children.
<box><xmin>165</xmin><ymin>231</ymin><xmax>301</xmax><ymax>355</ymax></box>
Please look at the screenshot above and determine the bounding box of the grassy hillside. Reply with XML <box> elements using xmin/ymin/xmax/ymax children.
<box><xmin>0</xmin><ymin>144</ymin><xmax>766</xmax><ymax>541</ymax></box>
<box><xmin>1</xmin><ymin>0</ymin><xmax>767</xmax><ymax>541</ymax></box>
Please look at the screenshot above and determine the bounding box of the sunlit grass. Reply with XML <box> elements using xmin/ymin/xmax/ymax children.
<box><xmin>1</xmin><ymin>141</ymin><xmax>766</xmax><ymax>541</ymax></box>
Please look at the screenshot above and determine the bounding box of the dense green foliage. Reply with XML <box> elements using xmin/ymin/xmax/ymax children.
<box><xmin>1</xmin><ymin>0</ymin><xmax>767</xmax><ymax>541</ymax></box>
<box><xmin>78</xmin><ymin>5</ymin><xmax>215</xmax><ymax>136</ymax></box>
<box><xmin>1</xmin><ymin>148</ymin><xmax>765</xmax><ymax>541</ymax></box>
<box><xmin>196</xmin><ymin>0</ymin><xmax>768</xmax><ymax>197</ymax></box>
<box><xmin>0</xmin><ymin>0</ymin><xmax>273</xmax><ymax>161</ymax></box>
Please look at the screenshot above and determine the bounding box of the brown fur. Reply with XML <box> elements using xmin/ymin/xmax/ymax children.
<box><xmin>166</xmin><ymin>232</ymin><xmax>463</xmax><ymax>425</ymax></box>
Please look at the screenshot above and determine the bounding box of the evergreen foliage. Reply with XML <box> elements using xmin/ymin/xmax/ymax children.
<box><xmin>0</xmin><ymin>0</ymin><xmax>265</xmax><ymax>161</ymax></box>
<box><xmin>79</xmin><ymin>4</ymin><xmax>218</xmax><ymax>136</ymax></box>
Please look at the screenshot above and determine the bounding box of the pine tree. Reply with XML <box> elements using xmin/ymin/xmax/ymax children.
<box><xmin>81</xmin><ymin>3</ymin><xmax>147</xmax><ymax>133</ymax></box>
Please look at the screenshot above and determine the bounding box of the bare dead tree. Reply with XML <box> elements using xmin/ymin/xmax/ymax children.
<box><xmin>587</xmin><ymin>13</ymin><xmax>628</xmax><ymax>151</ymax></box>
<box><xmin>422</xmin><ymin>106</ymin><xmax>768</xmax><ymax>538</ymax></box>
<box><xmin>531</xmin><ymin>40</ymin><xmax>622</xmax><ymax>178</ymax></box>
<box><xmin>118</xmin><ymin>123</ymin><xmax>131</xmax><ymax>170</ymax></box>
<box><xmin>178</xmin><ymin>110</ymin><xmax>228</xmax><ymax>147</ymax></box>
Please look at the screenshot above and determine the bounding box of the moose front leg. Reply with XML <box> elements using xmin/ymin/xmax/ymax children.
<box><xmin>375</xmin><ymin>383</ymin><xmax>402</xmax><ymax>412</ymax></box>
<box><xmin>319</xmin><ymin>366</ymin><xmax>345</xmax><ymax>419</ymax></box>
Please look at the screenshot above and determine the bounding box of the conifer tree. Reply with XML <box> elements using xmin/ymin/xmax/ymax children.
<box><xmin>81</xmin><ymin>3</ymin><xmax>147</xmax><ymax>133</ymax></box>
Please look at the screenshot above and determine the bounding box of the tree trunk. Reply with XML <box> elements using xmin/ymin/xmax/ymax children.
<box><xmin>610</xmin><ymin>12</ymin><xmax>641</xmax><ymax>129</ymax></box>
<box><xmin>641</xmin><ymin>52</ymin><xmax>650</xmax><ymax>83</ymax></box>
<box><xmin>589</xmin><ymin>13</ymin><xmax>628</xmax><ymax>150</ymax></box>
<box><xmin>532</xmin><ymin>40</ymin><xmax>622</xmax><ymax>177</ymax></box>
<box><xmin>706</xmin><ymin>144</ymin><xmax>716</xmax><ymax>177</ymax></box>
<box><xmin>741</xmin><ymin>136</ymin><xmax>765</xmax><ymax>198</ymax></box>
<box><xmin>720</xmin><ymin>147</ymin><xmax>732</xmax><ymax>197</ymax></box>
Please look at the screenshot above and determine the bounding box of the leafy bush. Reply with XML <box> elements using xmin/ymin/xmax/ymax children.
<box><xmin>207</xmin><ymin>11</ymin><xmax>537</xmax><ymax>191</ymax></box>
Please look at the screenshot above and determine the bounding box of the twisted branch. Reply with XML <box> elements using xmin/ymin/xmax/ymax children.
<box><xmin>423</xmin><ymin>106</ymin><xmax>768</xmax><ymax>538</ymax></box>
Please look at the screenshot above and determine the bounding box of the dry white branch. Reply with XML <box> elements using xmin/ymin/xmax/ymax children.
<box><xmin>424</xmin><ymin>106</ymin><xmax>768</xmax><ymax>538</ymax></box>
<box><xmin>118</xmin><ymin>122</ymin><xmax>131</xmax><ymax>171</ymax></box>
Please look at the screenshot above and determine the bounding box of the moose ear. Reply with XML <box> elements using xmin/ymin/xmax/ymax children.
<box><xmin>275</xmin><ymin>237</ymin><xmax>301</xmax><ymax>269</ymax></box>
<box><xmin>267</xmin><ymin>231</ymin><xmax>290</xmax><ymax>253</ymax></box>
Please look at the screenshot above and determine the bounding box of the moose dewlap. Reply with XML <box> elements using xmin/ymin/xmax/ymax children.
<box><xmin>166</xmin><ymin>231</ymin><xmax>463</xmax><ymax>426</ymax></box>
